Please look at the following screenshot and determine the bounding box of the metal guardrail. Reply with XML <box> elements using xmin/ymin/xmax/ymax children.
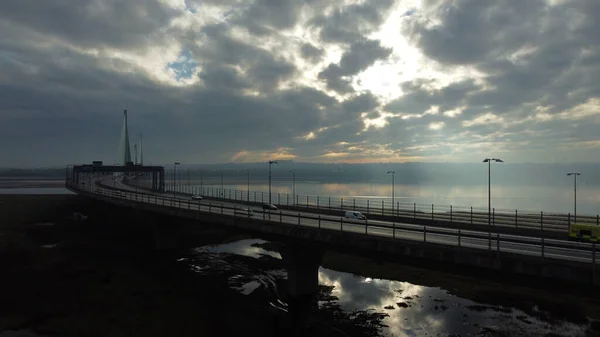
<box><xmin>151</xmin><ymin>184</ymin><xmax>599</xmax><ymax>232</ymax></box>
<box><xmin>67</xmin><ymin>181</ymin><xmax>599</xmax><ymax>267</ymax></box>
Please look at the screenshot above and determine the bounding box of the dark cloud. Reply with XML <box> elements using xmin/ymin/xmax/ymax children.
<box><xmin>194</xmin><ymin>23</ymin><xmax>298</xmax><ymax>91</ymax></box>
<box><xmin>286</xmin><ymin>93</ymin><xmax>376</xmax><ymax>153</ymax></box>
<box><xmin>300</xmin><ymin>43</ymin><xmax>324</xmax><ymax>62</ymax></box>
<box><xmin>198</xmin><ymin>65</ymin><xmax>252</xmax><ymax>92</ymax></box>
<box><xmin>385</xmin><ymin>79</ymin><xmax>479</xmax><ymax>116</ymax></box>
<box><xmin>405</xmin><ymin>0</ymin><xmax>545</xmax><ymax>66</ymax></box>
<box><xmin>342</xmin><ymin>93</ymin><xmax>379</xmax><ymax>114</ymax></box>
<box><xmin>339</xmin><ymin>40</ymin><xmax>393</xmax><ymax>74</ymax></box>
<box><xmin>246</xmin><ymin>56</ymin><xmax>297</xmax><ymax>92</ymax></box>
<box><xmin>319</xmin><ymin>39</ymin><xmax>392</xmax><ymax>93</ymax></box>
<box><xmin>406</xmin><ymin>0</ymin><xmax>600</xmax><ymax>120</ymax></box>
<box><xmin>235</xmin><ymin>0</ymin><xmax>303</xmax><ymax>32</ymax></box>
<box><xmin>317</xmin><ymin>64</ymin><xmax>354</xmax><ymax>93</ymax></box>
<box><xmin>0</xmin><ymin>0</ymin><xmax>178</xmax><ymax>49</ymax></box>
<box><xmin>198</xmin><ymin>23</ymin><xmax>261</xmax><ymax>66</ymax></box>
<box><xmin>185</xmin><ymin>0</ymin><xmax>249</xmax><ymax>7</ymax></box>
<box><xmin>312</xmin><ymin>0</ymin><xmax>395</xmax><ymax>43</ymax></box>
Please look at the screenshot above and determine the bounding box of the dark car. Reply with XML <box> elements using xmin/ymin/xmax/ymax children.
<box><xmin>262</xmin><ymin>203</ymin><xmax>277</xmax><ymax>211</ymax></box>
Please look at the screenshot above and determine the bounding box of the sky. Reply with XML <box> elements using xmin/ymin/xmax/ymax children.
<box><xmin>1</xmin><ymin>0</ymin><xmax>600</xmax><ymax>167</ymax></box>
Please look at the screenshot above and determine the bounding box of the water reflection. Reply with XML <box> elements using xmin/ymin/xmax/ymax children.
<box><xmin>318</xmin><ymin>269</ymin><xmax>588</xmax><ymax>337</ymax></box>
<box><xmin>202</xmin><ymin>239</ymin><xmax>281</xmax><ymax>259</ymax></box>
<box><xmin>184</xmin><ymin>239</ymin><xmax>285</xmax><ymax>299</ymax></box>
<box><xmin>195</xmin><ymin>181</ymin><xmax>600</xmax><ymax>214</ymax></box>
<box><xmin>0</xmin><ymin>187</ymin><xmax>73</xmax><ymax>195</ymax></box>
<box><xmin>187</xmin><ymin>239</ymin><xmax>594</xmax><ymax>337</ymax></box>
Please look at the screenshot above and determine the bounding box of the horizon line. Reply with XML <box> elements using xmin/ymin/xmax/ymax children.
<box><xmin>3</xmin><ymin>161</ymin><xmax>600</xmax><ymax>169</ymax></box>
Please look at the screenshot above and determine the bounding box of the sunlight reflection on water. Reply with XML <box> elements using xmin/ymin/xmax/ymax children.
<box><xmin>190</xmin><ymin>181</ymin><xmax>600</xmax><ymax>214</ymax></box>
<box><xmin>190</xmin><ymin>239</ymin><xmax>593</xmax><ymax>337</ymax></box>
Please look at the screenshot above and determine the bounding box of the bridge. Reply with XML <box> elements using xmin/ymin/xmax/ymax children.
<box><xmin>66</xmin><ymin>167</ymin><xmax>599</xmax><ymax>306</ymax></box>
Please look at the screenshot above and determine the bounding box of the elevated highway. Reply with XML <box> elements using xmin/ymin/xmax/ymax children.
<box><xmin>67</xmin><ymin>176</ymin><xmax>600</xmax><ymax>288</ymax></box>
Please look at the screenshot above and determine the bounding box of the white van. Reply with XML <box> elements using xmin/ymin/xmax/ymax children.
<box><xmin>345</xmin><ymin>211</ymin><xmax>366</xmax><ymax>220</ymax></box>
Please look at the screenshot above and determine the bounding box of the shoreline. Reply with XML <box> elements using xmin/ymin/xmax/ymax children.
<box><xmin>250</xmin><ymin>241</ymin><xmax>600</xmax><ymax>324</ymax></box>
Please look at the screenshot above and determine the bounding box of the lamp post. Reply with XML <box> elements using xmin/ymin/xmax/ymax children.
<box><xmin>173</xmin><ymin>162</ymin><xmax>180</xmax><ymax>197</ymax></box>
<box><xmin>199</xmin><ymin>170</ymin><xmax>203</xmax><ymax>195</ymax></box>
<box><xmin>269</xmin><ymin>160</ymin><xmax>278</xmax><ymax>204</ymax></box>
<box><xmin>483</xmin><ymin>158</ymin><xmax>503</xmax><ymax>246</ymax></box>
<box><xmin>567</xmin><ymin>172</ymin><xmax>581</xmax><ymax>224</ymax></box>
<box><xmin>245</xmin><ymin>168</ymin><xmax>250</xmax><ymax>203</ymax></box>
<box><xmin>387</xmin><ymin>170</ymin><xmax>395</xmax><ymax>214</ymax></box>
<box><xmin>289</xmin><ymin>169</ymin><xmax>295</xmax><ymax>206</ymax></box>
<box><xmin>221</xmin><ymin>170</ymin><xmax>224</xmax><ymax>198</ymax></box>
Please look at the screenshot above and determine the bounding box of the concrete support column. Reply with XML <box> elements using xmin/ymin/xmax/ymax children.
<box><xmin>281</xmin><ymin>244</ymin><xmax>324</xmax><ymax>298</ymax></box>
<box><xmin>152</xmin><ymin>172</ymin><xmax>157</xmax><ymax>191</ymax></box>
<box><xmin>158</xmin><ymin>170</ymin><xmax>165</xmax><ymax>192</ymax></box>
<box><xmin>280</xmin><ymin>243</ymin><xmax>324</xmax><ymax>331</ymax></box>
<box><xmin>151</xmin><ymin>216</ymin><xmax>184</xmax><ymax>251</ymax></box>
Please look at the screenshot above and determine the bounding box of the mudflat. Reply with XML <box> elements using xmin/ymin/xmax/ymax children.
<box><xmin>0</xmin><ymin>195</ymin><xmax>277</xmax><ymax>337</ymax></box>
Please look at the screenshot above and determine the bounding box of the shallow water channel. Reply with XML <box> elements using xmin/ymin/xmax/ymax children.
<box><xmin>179</xmin><ymin>239</ymin><xmax>596</xmax><ymax>337</ymax></box>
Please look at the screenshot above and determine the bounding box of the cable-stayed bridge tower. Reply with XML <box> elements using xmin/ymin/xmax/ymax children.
<box><xmin>116</xmin><ymin>109</ymin><xmax>132</xmax><ymax>166</ymax></box>
<box><xmin>139</xmin><ymin>133</ymin><xmax>144</xmax><ymax>166</ymax></box>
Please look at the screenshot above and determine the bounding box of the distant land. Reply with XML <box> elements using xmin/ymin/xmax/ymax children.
<box><xmin>1</xmin><ymin>162</ymin><xmax>598</xmax><ymax>186</ymax></box>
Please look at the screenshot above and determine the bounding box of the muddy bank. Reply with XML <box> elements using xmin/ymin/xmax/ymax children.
<box><xmin>0</xmin><ymin>195</ymin><xmax>277</xmax><ymax>337</ymax></box>
<box><xmin>322</xmin><ymin>252</ymin><xmax>600</xmax><ymax>323</ymax></box>
<box><xmin>251</xmin><ymin>241</ymin><xmax>600</xmax><ymax>325</ymax></box>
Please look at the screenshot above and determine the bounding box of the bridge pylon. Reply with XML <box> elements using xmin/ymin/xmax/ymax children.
<box><xmin>116</xmin><ymin>109</ymin><xmax>132</xmax><ymax>166</ymax></box>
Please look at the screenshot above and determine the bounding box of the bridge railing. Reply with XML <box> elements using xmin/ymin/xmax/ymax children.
<box><xmin>67</xmin><ymin>182</ymin><xmax>600</xmax><ymax>268</ymax></box>
<box><xmin>156</xmin><ymin>184</ymin><xmax>599</xmax><ymax>232</ymax></box>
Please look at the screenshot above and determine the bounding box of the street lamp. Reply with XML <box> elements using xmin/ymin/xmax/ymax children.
<box><xmin>567</xmin><ymin>172</ymin><xmax>581</xmax><ymax>223</ymax></box>
<box><xmin>200</xmin><ymin>170</ymin><xmax>203</xmax><ymax>196</ymax></box>
<box><xmin>221</xmin><ymin>170</ymin><xmax>224</xmax><ymax>198</ymax></box>
<box><xmin>289</xmin><ymin>169</ymin><xmax>295</xmax><ymax>206</ymax></box>
<box><xmin>245</xmin><ymin>168</ymin><xmax>250</xmax><ymax>203</ymax></box>
<box><xmin>483</xmin><ymin>158</ymin><xmax>503</xmax><ymax>247</ymax></box>
<box><xmin>269</xmin><ymin>160</ymin><xmax>278</xmax><ymax>204</ymax></box>
<box><xmin>173</xmin><ymin>162</ymin><xmax>180</xmax><ymax>197</ymax></box>
<box><xmin>387</xmin><ymin>170</ymin><xmax>395</xmax><ymax>214</ymax></box>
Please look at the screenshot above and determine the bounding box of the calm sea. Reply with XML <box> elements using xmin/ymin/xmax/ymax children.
<box><xmin>180</xmin><ymin>180</ymin><xmax>600</xmax><ymax>215</ymax></box>
<box><xmin>3</xmin><ymin>175</ymin><xmax>597</xmax><ymax>215</ymax></box>
<box><xmin>0</xmin><ymin>187</ymin><xmax>72</xmax><ymax>195</ymax></box>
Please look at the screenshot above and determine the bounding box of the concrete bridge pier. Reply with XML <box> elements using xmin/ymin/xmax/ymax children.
<box><xmin>280</xmin><ymin>243</ymin><xmax>325</xmax><ymax>332</ymax></box>
<box><xmin>145</xmin><ymin>214</ymin><xmax>186</xmax><ymax>251</ymax></box>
